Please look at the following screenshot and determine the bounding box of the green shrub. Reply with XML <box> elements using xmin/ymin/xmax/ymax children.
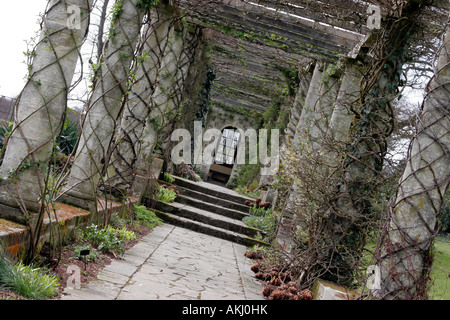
<box><xmin>56</xmin><ymin>115</ymin><xmax>80</xmax><ymax>155</ymax></box>
<box><xmin>249</xmin><ymin>204</ymin><xmax>272</xmax><ymax>216</ymax></box>
<box><xmin>73</xmin><ymin>245</ymin><xmax>100</xmax><ymax>262</ymax></box>
<box><xmin>84</xmin><ymin>224</ymin><xmax>136</xmax><ymax>254</ymax></box>
<box><xmin>232</xmin><ymin>164</ymin><xmax>261</xmax><ymax>190</ymax></box>
<box><xmin>0</xmin><ymin>122</ymin><xmax>13</xmax><ymax>150</ymax></box>
<box><xmin>0</xmin><ymin>255</ymin><xmax>59</xmax><ymax>300</ymax></box>
<box><xmin>109</xmin><ymin>213</ymin><xmax>127</xmax><ymax>229</ymax></box>
<box><xmin>134</xmin><ymin>204</ymin><xmax>163</xmax><ymax>229</ymax></box>
<box><xmin>243</xmin><ymin>214</ymin><xmax>276</xmax><ymax>238</ymax></box>
<box><xmin>157</xmin><ymin>185</ymin><xmax>177</xmax><ymax>203</ymax></box>
<box><xmin>163</xmin><ymin>172</ymin><xmax>175</xmax><ymax>183</ymax></box>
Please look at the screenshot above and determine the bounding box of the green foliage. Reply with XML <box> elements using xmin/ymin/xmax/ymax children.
<box><xmin>263</xmin><ymin>101</ymin><xmax>281</xmax><ymax>127</ymax></box>
<box><xmin>0</xmin><ymin>122</ymin><xmax>13</xmax><ymax>150</ymax></box>
<box><xmin>133</xmin><ymin>205</ymin><xmax>163</xmax><ymax>229</ymax></box>
<box><xmin>57</xmin><ymin>115</ymin><xmax>80</xmax><ymax>155</ymax></box>
<box><xmin>73</xmin><ymin>244</ymin><xmax>100</xmax><ymax>262</ymax></box>
<box><xmin>110</xmin><ymin>0</ymin><xmax>124</xmax><ymax>24</ymax></box>
<box><xmin>439</xmin><ymin>189</ymin><xmax>450</xmax><ymax>234</ymax></box>
<box><xmin>243</xmin><ymin>214</ymin><xmax>276</xmax><ymax>239</ymax></box>
<box><xmin>83</xmin><ymin>224</ymin><xmax>136</xmax><ymax>254</ymax></box>
<box><xmin>249</xmin><ymin>204</ymin><xmax>272</xmax><ymax>217</ymax></box>
<box><xmin>156</xmin><ymin>185</ymin><xmax>177</xmax><ymax>203</ymax></box>
<box><xmin>109</xmin><ymin>213</ymin><xmax>128</xmax><ymax>229</ymax></box>
<box><xmin>275</xmin><ymin>65</ymin><xmax>299</xmax><ymax>97</ymax></box>
<box><xmin>243</xmin><ymin>203</ymin><xmax>276</xmax><ymax>242</ymax></box>
<box><xmin>227</xmin><ymin>164</ymin><xmax>260</xmax><ymax>190</ymax></box>
<box><xmin>163</xmin><ymin>172</ymin><xmax>175</xmax><ymax>183</ymax></box>
<box><xmin>195</xmin><ymin>68</ymin><xmax>216</xmax><ymax>125</ymax></box>
<box><xmin>0</xmin><ymin>255</ymin><xmax>59</xmax><ymax>300</ymax></box>
<box><xmin>88</xmin><ymin>62</ymin><xmax>103</xmax><ymax>83</ymax></box>
<box><xmin>136</xmin><ymin>0</ymin><xmax>159</xmax><ymax>11</ymax></box>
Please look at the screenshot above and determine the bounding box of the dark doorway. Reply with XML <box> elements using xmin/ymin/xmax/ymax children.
<box><xmin>207</xmin><ymin>127</ymin><xmax>240</xmax><ymax>184</ymax></box>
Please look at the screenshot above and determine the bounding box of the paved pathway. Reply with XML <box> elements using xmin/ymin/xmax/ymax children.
<box><xmin>61</xmin><ymin>224</ymin><xmax>264</xmax><ymax>300</ymax></box>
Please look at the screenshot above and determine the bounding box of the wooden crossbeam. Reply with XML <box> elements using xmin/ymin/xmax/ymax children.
<box><xmin>179</xmin><ymin>0</ymin><xmax>364</xmax><ymax>61</ymax></box>
<box><xmin>253</xmin><ymin>0</ymin><xmax>370</xmax><ymax>34</ymax></box>
<box><xmin>189</xmin><ymin>13</ymin><xmax>344</xmax><ymax>61</ymax></box>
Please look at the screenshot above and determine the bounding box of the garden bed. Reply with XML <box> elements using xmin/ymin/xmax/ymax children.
<box><xmin>0</xmin><ymin>207</ymin><xmax>159</xmax><ymax>300</ymax></box>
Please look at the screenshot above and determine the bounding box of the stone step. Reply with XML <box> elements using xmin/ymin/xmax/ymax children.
<box><xmin>174</xmin><ymin>194</ymin><xmax>250</xmax><ymax>221</ymax></box>
<box><xmin>153</xmin><ymin>176</ymin><xmax>268</xmax><ymax>247</ymax></box>
<box><xmin>153</xmin><ymin>200</ymin><xmax>261</xmax><ymax>238</ymax></box>
<box><xmin>152</xmin><ymin>208</ymin><xmax>268</xmax><ymax>248</ymax></box>
<box><xmin>170</xmin><ymin>175</ymin><xmax>255</xmax><ymax>206</ymax></box>
<box><xmin>175</xmin><ymin>185</ymin><xmax>251</xmax><ymax>214</ymax></box>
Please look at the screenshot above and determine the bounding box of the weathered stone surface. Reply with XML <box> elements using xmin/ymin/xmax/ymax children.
<box><xmin>61</xmin><ymin>224</ymin><xmax>265</xmax><ymax>300</ymax></box>
<box><xmin>312</xmin><ymin>279</ymin><xmax>358</xmax><ymax>300</ymax></box>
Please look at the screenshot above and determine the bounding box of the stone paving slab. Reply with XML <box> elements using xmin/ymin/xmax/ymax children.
<box><xmin>61</xmin><ymin>224</ymin><xmax>264</xmax><ymax>300</ymax></box>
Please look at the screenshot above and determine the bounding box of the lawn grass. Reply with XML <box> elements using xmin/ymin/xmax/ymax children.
<box><xmin>429</xmin><ymin>237</ymin><xmax>450</xmax><ymax>300</ymax></box>
<box><xmin>358</xmin><ymin>236</ymin><xmax>449</xmax><ymax>300</ymax></box>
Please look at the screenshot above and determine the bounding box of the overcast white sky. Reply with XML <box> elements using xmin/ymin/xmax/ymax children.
<box><xmin>0</xmin><ymin>1</ymin><xmax>49</xmax><ymax>98</ymax></box>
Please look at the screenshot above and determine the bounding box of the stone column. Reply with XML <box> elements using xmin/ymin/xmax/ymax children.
<box><xmin>62</xmin><ymin>0</ymin><xmax>145</xmax><ymax>209</ymax></box>
<box><xmin>275</xmin><ymin>59</ymin><xmax>360</xmax><ymax>250</ymax></box>
<box><xmin>377</xmin><ymin>25</ymin><xmax>450</xmax><ymax>300</ymax></box>
<box><xmin>109</xmin><ymin>17</ymin><xmax>202</xmax><ymax>201</ymax></box>
<box><xmin>327</xmin><ymin>58</ymin><xmax>366</xmax><ymax>215</ymax></box>
<box><xmin>329</xmin><ymin>59</ymin><xmax>364</xmax><ymax>145</ymax></box>
<box><xmin>275</xmin><ymin>62</ymin><xmax>325</xmax><ymax>249</ymax></box>
<box><xmin>105</xmin><ymin>4</ymin><xmax>180</xmax><ymax>196</ymax></box>
<box><xmin>135</xmin><ymin>24</ymin><xmax>201</xmax><ymax>174</ymax></box>
<box><xmin>0</xmin><ymin>0</ymin><xmax>92</xmax><ymax>221</ymax></box>
<box><xmin>283</xmin><ymin>63</ymin><xmax>314</xmax><ymax>142</ymax></box>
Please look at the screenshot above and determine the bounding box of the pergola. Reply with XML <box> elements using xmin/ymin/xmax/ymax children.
<box><xmin>178</xmin><ymin>0</ymin><xmax>371</xmax><ymax>113</ymax></box>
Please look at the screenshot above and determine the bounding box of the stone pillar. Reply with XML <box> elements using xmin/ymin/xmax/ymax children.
<box><xmin>135</xmin><ymin>22</ymin><xmax>198</xmax><ymax>175</ymax></box>
<box><xmin>291</xmin><ymin>62</ymin><xmax>325</xmax><ymax>147</ymax></box>
<box><xmin>327</xmin><ymin>59</ymin><xmax>366</xmax><ymax>216</ymax></box>
<box><xmin>105</xmin><ymin>4</ymin><xmax>180</xmax><ymax>196</ymax></box>
<box><xmin>0</xmin><ymin>0</ymin><xmax>92</xmax><ymax>221</ymax></box>
<box><xmin>377</xmin><ymin>25</ymin><xmax>450</xmax><ymax>300</ymax></box>
<box><xmin>62</xmin><ymin>0</ymin><xmax>145</xmax><ymax>210</ymax></box>
<box><xmin>329</xmin><ymin>59</ymin><xmax>364</xmax><ymax>145</ymax></box>
<box><xmin>275</xmin><ymin>60</ymin><xmax>356</xmax><ymax>250</ymax></box>
<box><xmin>283</xmin><ymin>63</ymin><xmax>314</xmax><ymax>143</ymax></box>
<box><xmin>109</xmin><ymin>17</ymin><xmax>202</xmax><ymax>200</ymax></box>
<box><xmin>275</xmin><ymin>62</ymin><xmax>325</xmax><ymax>249</ymax></box>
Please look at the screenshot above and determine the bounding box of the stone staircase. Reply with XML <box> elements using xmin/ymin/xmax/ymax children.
<box><xmin>145</xmin><ymin>175</ymin><xmax>268</xmax><ymax>247</ymax></box>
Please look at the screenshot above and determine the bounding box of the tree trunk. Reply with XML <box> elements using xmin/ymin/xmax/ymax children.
<box><xmin>376</xmin><ymin>23</ymin><xmax>450</xmax><ymax>300</ymax></box>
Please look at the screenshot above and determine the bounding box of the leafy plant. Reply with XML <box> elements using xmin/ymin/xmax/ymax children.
<box><xmin>0</xmin><ymin>255</ymin><xmax>59</xmax><ymax>300</ymax></box>
<box><xmin>133</xmin><ymin>204</ymin><xmax>163</xmax><ymax>229</ymax></box>
<box><xmin>109</xmin><ymin>213</ymin><xmax>127</xmax><ymax>229</ymax></box>
<box><xmin>243</xmin><ymin>214</ymin><xmax>276</xmax><ymax>239</ymax></box>
<box><xmin>136</xmin><ymin>0</ymin><xmax>160</xmax><ymax>11</ymax></box>
<box><xmin>249</xmin><ymin>204</ymin><xmax>272</xmax><ymax>217</ymax></box>
<box><xmin>73</xmin><ymin>245</ymin><xmax>100</xmax><ymax>262</ymax></box>
<box><xmin>56</xmin><ymin>116</ymin><xmax>80</xmax><ymax>156</ymax></box>
<box><xmin>83</xmin><ymin>224</ymin><xmax>136</xmax><ymax>254</ymax></box>
<box><xmin>0</xmin><ymin>122</ymin><xmax>13</xmax><ymax>150</ymax></box>
<box><xmin>163</xmin><ymin>172</ymin><xmax>175</xmax><ymax>183</ymax></box>
<box><xmin>157</xmin><ymin>185</ymin><xmax>177</xmax><ymax>203</ymax></box>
